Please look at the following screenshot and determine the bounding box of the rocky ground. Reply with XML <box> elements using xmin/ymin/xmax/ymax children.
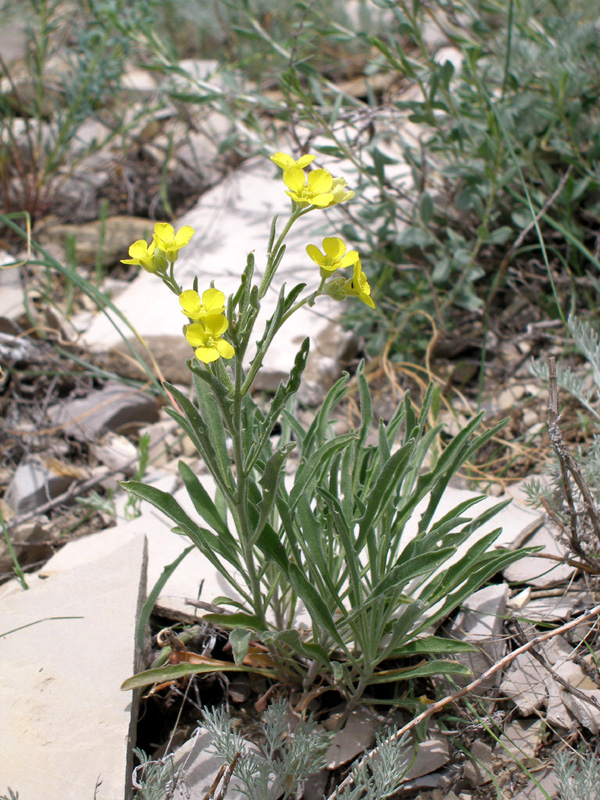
<box><xmin>1</xmin><ymin>12</ymin><xmax>599</xmax><ymax>800</ymax></box>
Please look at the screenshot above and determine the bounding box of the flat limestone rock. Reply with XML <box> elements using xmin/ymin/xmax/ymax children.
<box><xmin>503</xmin><ymin>525</ymin><xmax>574</xmax><ymax>588</ymax></box>
<box><xmin>500</xmin><ymin>636</ymin><xmax>571</xmax><ymax>716</ymax></box>
<box><xmin>46</xmin><ymin>379</ymin><xmax>160</xmax><ymax>441</ymax></box>
<box><xmin>81</xmin><ymin>157</ymin><xmax>354</xmax><ymax>396</ymax></box>
<box><xmin>37</xmin><ymin>216</ymin><xmax>155</xmax><ymax>267</ymax></box>
<box><xmin>4</xmin><ymin>457</ymin><xmax>79</xmax><ymax>514</ymax></box>
<box><xmin>449</xmin><ymin>583</ymin><xmax>508</xmax><ymax>689</ymax></box>
<box><xmin>0</xmin><ymin>531</ymin><xmax>147</xmax><ymax>800</ymax></box>
<box><xmin>511</xmin><ymin>767</ymin><xmax>559</xmax><ymax>800</ymax></box>
<box><xmin>495</xmin><ymin>718</ymin><xmax>543</xmax><ymax>761</ymax></box>
<box><xmin>168</xmin><ymin>730</ymin><xmax>247</xmax><ymax>800</ymax></box>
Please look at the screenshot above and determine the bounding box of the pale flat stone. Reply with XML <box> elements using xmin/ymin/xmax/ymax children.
<box><xmin>0</xmin><ymin>531</ymin><xmax>147</xmax><ymax>800</ymax></box>
<box><xmin>496</xmin><ymin>718</ymin><xmax>543</xmax><ymax>760</ymax></box>
<box><xmin>0</xmin><ymin>253</ymin><xmax>25</xmax><ymax>321</ymax></box>
<box><xmin>518</xmin><ymin>591</ymin><xmax>592</xmax><ymax>622</ymax></box>
<box><xmin>5</xmin><ymin>457</ymin><xmax>79</xmax><ymax>514</ymax></box>
<box><xmin>500</xmin><ymin>636</ymin><xmax>571</xmax><ymax>716</ymax></box>
<box><xmin>169</xmin><ymin>730</ymin><xmax>246</xmax><ymax>800</ymax></box>
<box><xmin>326</xmin><ymin>706</ymin><xmax>377</xmax><ymax>769</ymax></box>
<box><xmin>449</xmin><ymin>583</ymin><xmax>508</xmax><ymax>689</ymax></box>
<box><xmin>403</xmin><ymin>738</ymin><xmax>450</xmax><ymax>781</ymax></box>
<box><xmin>46</xmin><ymin>380</ymin><xmax>160</xmax><ymax>441</ymax></box>
<box><xmin>463</xmin><ymin>741</ymin><xmax>493</xmax><ymax>786</ymax></box>
<box><xmin>511</xmin><ymin>767</ymin><xmax>559</xmax><ymax>800</ymax></box>
<box><xmin>503</xmin><ymin>525</ymin><xmax>575</xmax><ymax>587</ymax></box>
<box><xmin>81</xmin><ymin>157</ymin><xmax>355</xmax><ymax>394</ymax></box>
<box><xmin>560</xmin><ymin>686</ymin><xmax>600</xmax><ymax>734</ymax></box>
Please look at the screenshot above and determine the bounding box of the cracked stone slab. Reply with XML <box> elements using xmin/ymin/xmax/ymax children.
<box><xmin>168</xmin><ymin>729</ymin><xmax>247</xmax><ymax>799</ymax></box>
<box><xmin>500</xmin><ymin>635</ymin><xmax>571</xmax><ymax>716</ymax></box>
<box><xmin>0</xmin><ymin>530</ymin><xmax>147</xmax><ymax>800</ymax></box>
<box><xmin>502</xmin><ymin>524</ymin><xmax>575</xmax><ymax>587</ymax></box>
<box><xmin>449</xmin><ymin>583</ymin><xmax>508</xmax><ymax>689</ymax></box>
<box><xmin>46</xmin><ymin>379</ymin><xmax>160</xmax><ymax>441</ymax></box>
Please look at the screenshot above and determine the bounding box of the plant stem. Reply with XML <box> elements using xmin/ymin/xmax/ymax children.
<box><xmin>0</xmin><ymin>507</ymin><xmax>28</xmax><ymax>590</ymax></box>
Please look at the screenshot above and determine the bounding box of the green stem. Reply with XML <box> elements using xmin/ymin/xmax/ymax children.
<box><xmin>258</xmin><ymin>206</ymin><xmax>309</xmax><ymax>300</ymax></box>
<box><xmin>0</xmin><ymin>507</ymin><xmax>28</xmax><ymax>590</ymax></box>
<box><xmin>230</xmin><ymin>353</ymin><xmax>267</xmax><ymax>627</ymax></box>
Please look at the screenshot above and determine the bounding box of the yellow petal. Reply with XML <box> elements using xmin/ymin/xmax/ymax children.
<box><xmin>174</xmin><ymin>225</ymin><xmax>194</xmax><ymax>248</ymax></box>
<box><xmin>128</xmin><ymin>240</ymin><xmax>151</xmax><ymax>258</ymax></box>
<box><xmin>323</xmin><ymin>237</ymin><xmax>346</xmax><ymax>259</ymax></box>
<box><xmin>154</xmin><ymin>222</ymin><xmax>174</xmax><ymax>243</ymax></box>
<box><xmin>195</xmin><ymin>346</ymin><xmax>220</xmax><ymax>363</ymax></box>
<box><xmin>306</xmin><ymin>244</ymin><xmax>324</xmax><ymax>265</ymax></box>
<box><xmin>202</xmin><ymin>288</ymin><xmax>226</xmax><ymax>313</ymax></box>
<box><xmin>308</xmin><ymin>169</ymin><xmax>333</xmax><ymax>193</ymax></box>
<box><xmin>271</xmin><ymin>152</ymin><xmax>295</xmax><ymax>169</ymax></box>
<box><xmin>203</xmin><ymin>314</ymin><xmax>229</xmax><ymax>337</ymax></box>
<box><xmin>180</xmin><ymin>290</ymin><xmax>202</xmax><ymax>317</ymax></box>
<box><xmin>295</xmin><ymin>154</ymin><xmax>316</xmax><ymax>169</ymax></box>
<box><xmin>340</xmin><ymin>250</ymin><xmax>360</xmax><ymax>269</ymax></box>
<box><xmin>216</xmin><ymin>339</ymin><xmax>235</xmax><ymax>359</ymax></box>
<box><xmin>360</xmin><ymin>292</ymin><xmax>376</xmax><ymax>309</ymax></box>
<box><xmin>185</xmin><ymin>323</ymin><xmax>207</xmax><ymax>347</ymax></box>
<box><xmin>283</xmin><ymin>167</ymin><xmax>305</xmax><ymax>194</ymax></box>
<box><xmin>310</xmin><ymin>193</ymin><xmax>335</xmax><ymax>207</ymax></box>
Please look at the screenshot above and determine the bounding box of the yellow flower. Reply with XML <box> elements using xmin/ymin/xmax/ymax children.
<box><xmin>327</xmin><ymin>177</ymin><xmax>355</xmax><ymax>207</ymax></box>
<box><xmin>121</xmin><ymin>239</ymin><xmax>163</xmax><ymax>273</ymax></box>
<box><xmin>345</xmin><ymin>259</ymin><xmax>375</xmax><ymax>309</ymax></box>
<box><xmin>306</xmin><ymin>237</ymin><xmax>359</xmax><ymax>275</ymax></box>
<box><xmin>283</xmin><ymin>167</ymin><xmax>334</xmax><ymax>208</ymax></box>
<box><xmin>185</xmin><ymin>315</ymin><xmax>235</xmax><ymax>363</ymax></box>
<box><xmin>270</xmin><ymin>152</ymin><xmax>316</xmax><ymax>170</ymax></box>
<box><xmin>180</xmin><ymin>288</ymin><xmax>226</xmax><ymax>321</ymax></box>
<box><xmin>153</xmin><ymin>222</ymin><xmax>195</xmax><ymax>262</ymax></box>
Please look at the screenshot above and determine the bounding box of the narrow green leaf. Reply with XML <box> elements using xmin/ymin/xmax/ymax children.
<box><xmin>245</xmin><ymin>339</ymin><xmax>310</xmax><ymax>473</ymax></box>
<box><xmin>121</xmin><ymin>661</ymin><xmax>276</xmax><ymax>691</ymax></box>
<box><xmin>290</xmin><ymin>434</ymin><xmax>356</xmax><ymax>510</ymax></box>
<box><xmin>252</xmin><ymin>442</ymin><xmax>296</xmax><ymax>543</ymax></box>
<box><xmin>191</xmin><ymin>369</ymin><xmax>232</xmax><ymax>480</ymax></box>
<box><xmin>122</xmin><ymin>480</ymin><xmax>242</xmax><ymax>572</ymax></box>
<box><xmin>387</xmin><ymin>636</ymin><xmax>477</xmax><ymax>657</ymax></box>
<box><xmin>178</xmin><ymin>461</ymin><xmax>231</xmax><ymax>539</ymax></box>
<box><xmin>202</xmin><ymin>612</ymin><xmax>268</xmax><ymax>631</ymax></box>
<box><xmin>137</xmin><ymin>545</ymin><xmax>194</xmax><ymax>651</ymax></box>
<box><xmin>287</xmin><ymin>563</ymin><xmax>348</xmax><ymax>650</ymax></box>
<box><xmin>366</xmin><ymin>660</ymin><xmax>471</xmax><ymax>684</ymax></box>
<box><xmin>229</xmin><ymin>628</ymin><xmax>252</xmax><ymax>666</ymax></box>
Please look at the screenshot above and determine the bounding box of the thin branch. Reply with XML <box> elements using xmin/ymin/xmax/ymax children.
<box><xmin>547</xmin><ymin>357</ymin><xmax>600</xmax><ymax>546</ymax></box>
<box><xmin>487</xmin><ymin>165</ymin><xmax>573</xmax><ymax>306</ymax></box>
<box><xmin>510</xmin><ymin>618</ymin><xmax>600</xmax><ymax>709</ymax></box>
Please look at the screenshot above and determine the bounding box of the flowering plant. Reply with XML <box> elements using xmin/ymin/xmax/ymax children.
<box><xmin>122</xmin><ymin>154</ymin><xmax>530</xmax><ymax>702</ymax></box>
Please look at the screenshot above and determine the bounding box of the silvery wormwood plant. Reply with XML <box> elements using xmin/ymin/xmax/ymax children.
<box><xmin>120</xmin><ymin>153</ymin><xmax>532</xmax><ymax>704</ymax></box>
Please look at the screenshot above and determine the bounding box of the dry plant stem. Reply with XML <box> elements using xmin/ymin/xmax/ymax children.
<box><xmin>547</xmin><ymin>357</ymin><xmax>600</xmax><ymax>547</ymax></box>
<box><xmin>201</xmin><ymin>752</ymin><xmax>241</xmax><ymax>800</ymax></box>
<box><xmin>487</xmin><ymin>165</ymin><xmax>573</xmax><ymax>306</ymax></box>
<box><xmin>324</xmin><ymin>602</ymin><xmax>600</xmax><ymax>800</ymax></box>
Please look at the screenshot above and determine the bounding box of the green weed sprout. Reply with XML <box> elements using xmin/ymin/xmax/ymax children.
<box><xmin>121</xmin><ymin>153</ymin><xmax>531</xmax><ymax>703</ymax></box>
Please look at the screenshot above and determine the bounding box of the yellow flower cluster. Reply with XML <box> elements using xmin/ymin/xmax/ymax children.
<box><xmin>121</xmin><ymin>222</ymin><xmax>195</xmax><ymax>273</ymax></box>
<box><xmin>271</xmin><ymin>152</ymin><xmax>373</xmax><ymax>307</ymax></box>
<box><xmin>270</xmin><ymin>151</ymin><xmax>355</xmax><ymax>209</ymax></box>
<box><xmin>307</xmin><ymin>237</ymin><xmax>375</xmax><ymax>309</ymax></box>
<box><xmin>180</xmin><ymin>288</ymin><xmax>234</xmax><ymax>364</ymax></box>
